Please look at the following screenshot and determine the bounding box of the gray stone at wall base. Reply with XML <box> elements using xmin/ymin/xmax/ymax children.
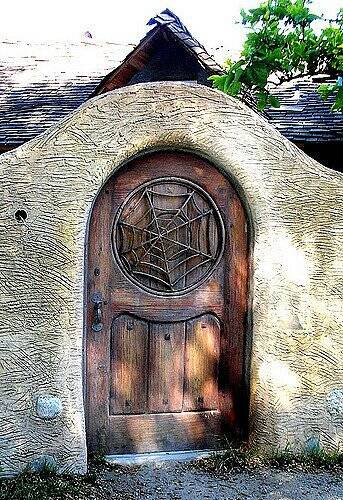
<box><xmin>304</xmin><ymin>436</ymin><xmax>320</xmax><ymax>453</ymax></box>
<box><xmin>327</xmin><ymin>389</ymin><xmax>343</xmax><ymax>418</ymax></box>
<box><xmin>29</xmin><ymin>455</ymin><xmax>57</xmax><ymax>472</ymax></box>
<box><xmin>36</xmin><ymin>395</ymin><xmax>63</xmax><ymax>420</ymax></box>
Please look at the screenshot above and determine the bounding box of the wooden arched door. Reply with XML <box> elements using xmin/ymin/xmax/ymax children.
<box><xmin>86</xmin><ymin>151</ymin><xmax>248</xmax><ymax>455</ymax></box>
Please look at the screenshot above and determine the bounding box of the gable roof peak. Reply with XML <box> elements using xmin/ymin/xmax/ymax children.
<box><xmin>147</xmin><ymin>8</ymin><xmax>192</xmax><ymax>37</ymax></box>
<box><xmin>146</xmin><ymin>8</ymin><xmax>222</xmax><ymax>74</ymax></box>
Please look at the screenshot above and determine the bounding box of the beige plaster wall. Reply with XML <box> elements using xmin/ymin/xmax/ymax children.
<box><xmin>0</xmin><ymin>82</ymin><xmax>342</xmax><ymax>475</ymax></box>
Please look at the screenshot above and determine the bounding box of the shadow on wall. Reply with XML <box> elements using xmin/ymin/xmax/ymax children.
<box><xmin>249</xmin><ymin>225</ymin><xmax>343</xmax><ymax>451</ymax></box>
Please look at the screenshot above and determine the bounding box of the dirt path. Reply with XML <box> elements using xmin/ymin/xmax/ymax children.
<box><xmin>103</xmin><ymin>461</ymin><xmax>343</xmax><ymax>499</ymax></box>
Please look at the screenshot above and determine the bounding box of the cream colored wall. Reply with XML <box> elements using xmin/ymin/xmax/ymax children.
<box><xmin>0</xmin><ymin>82</ymin><xmax>342</xmax><ymax>475</ymax></box>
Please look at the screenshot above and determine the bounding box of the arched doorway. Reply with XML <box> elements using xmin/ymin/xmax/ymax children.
<box><xmin>85</xmin><ymin>151</ymin><xmax>249</xmax><ymax>455</ymax></box>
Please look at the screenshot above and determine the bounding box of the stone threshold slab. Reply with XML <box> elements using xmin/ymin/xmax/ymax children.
<box><xmin>105</xmin><ymin>449</ymin><xmax>218</xmax><ymax>465</ymax></box>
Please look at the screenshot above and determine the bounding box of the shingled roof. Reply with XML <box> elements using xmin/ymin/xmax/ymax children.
<box><xmin>267</xmin><ymin>77</ymin><xmax>343</xmax><ymax>143</ymax></box>
<box><xmin>0</xmin><ymin>9</ymin><xmax>225</xmax><ymax>148</ymax></box>
<box><xmin>0</xmin><ymin>9</ymin><xmax>342</xmax><ymax>148</ymax></box>
<box><xmin>0</xmin><ymin>40</ymin><xmax>132</xmax><ymax>147</ymax></box>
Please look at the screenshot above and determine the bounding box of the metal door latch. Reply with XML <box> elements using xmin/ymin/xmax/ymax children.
<box><xmin>91</xmin><ymin>292</ymin><xmax>103</xmax><ymax>332</ymax></box>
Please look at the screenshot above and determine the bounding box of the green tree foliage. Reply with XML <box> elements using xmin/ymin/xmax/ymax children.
<box><xmin>210</xmin><ymin>0</ymin><xmax>343</xmax><ymax>111</ymax></box>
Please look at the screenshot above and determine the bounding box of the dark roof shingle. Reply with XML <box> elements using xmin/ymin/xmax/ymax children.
<box><xmin>0</xmin><ymin>40</ymin><xmax>132</xmax><ymax>146</ymax></box>
<box><xmin>268</xmin><ymin>77</ymin><xmax>343</xmax><ymax>142</ymax></box>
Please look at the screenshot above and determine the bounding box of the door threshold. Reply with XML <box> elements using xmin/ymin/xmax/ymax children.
<box><xmin>105</xmin><ymin>449</ymin><xmax>218</xmax><ymax>465</ymax></box>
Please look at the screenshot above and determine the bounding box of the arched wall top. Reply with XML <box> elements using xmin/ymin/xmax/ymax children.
<box><xmin>0</xmin><ymin>82</ymin><xmax>342</xmax><ymax>475</ymax></box>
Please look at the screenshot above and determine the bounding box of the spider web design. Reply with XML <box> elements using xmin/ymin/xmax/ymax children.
<box><xmin>115</xmin><ymin>181</ymin><xmax>223</xmax><ymax>293</ymax></box>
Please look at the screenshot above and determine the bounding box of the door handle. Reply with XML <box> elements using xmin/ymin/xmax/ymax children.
<box><xmin>91</xmin><ymin>292</ymin><xmax>103</xmax><ymax>332</ymax></box>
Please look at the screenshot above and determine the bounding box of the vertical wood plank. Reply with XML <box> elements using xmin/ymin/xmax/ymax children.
<box><xmin>185</xmin><ymin>185</ymin><xmax>223</xmax><ymax>290</ymax></box>
<box><xmin>148</xmin><ymin>321</ymin><xmax>186</xmax><ymax>413</ymax></box>
<box><xmin>220</xmin><ymin>192</ymin><xmax>249</xmax><ymax>435</ymax></box>
<box><xmin>86</xmin><ymin>327</ymin><xmax>110</xmax><ymax>453</ymax></box>
<box><xmin>117</xmin><ymin>184</ymin><xmax>152</xmax><ymax>290</ymax></box>
<box><xmin>86</xmin><ymin>183</ymin><xmax>113</xmax><ymax>454</ymax></box>
<box><xmin>186</xmin><ymin>187</ymin><xmax>208</xmax><ymax>287</ymax></box>
<box><xmin>183</xmin><ymin>314</ymin><xmax>220</xmax><ymax>411</ymax></box>
<box><xmin>109</xmin><ymin>314</ymin><xmax>149</xmax><ymax>415</ymax></box>
<box><xmin>150</xmin><ymin>182</ymin><xmax>188</xmax><ymax>292</ymax></box>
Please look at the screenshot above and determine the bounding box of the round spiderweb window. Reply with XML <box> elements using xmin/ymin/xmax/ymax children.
<box><xmin>113</xmin><ymin>177</ymin><xmax>225</xmax><ymax>295</ymax></box>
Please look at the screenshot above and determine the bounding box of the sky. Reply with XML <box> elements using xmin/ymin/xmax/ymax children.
<box><xmin>1</xmin><ymin>0</ymin><xmax>342</xmax><ymax>61</ymax></box>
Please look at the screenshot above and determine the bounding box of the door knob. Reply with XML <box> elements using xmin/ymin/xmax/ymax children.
<box><xmin>91</xmin><ymin>292</ymin><xmax>103</xmax><ymax>332</ymax></box>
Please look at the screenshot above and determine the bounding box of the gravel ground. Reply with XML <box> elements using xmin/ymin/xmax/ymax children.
<box><xmin>102</xmin><ymin>461</ymin><xmax>343</xmax><ymax>500</ymax></box>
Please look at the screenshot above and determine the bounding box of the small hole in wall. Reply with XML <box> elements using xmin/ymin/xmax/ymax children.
<box><xmin>15</xmin><ymin>209</ymin><xmax>28</xmax><ymax>223</ymax></box>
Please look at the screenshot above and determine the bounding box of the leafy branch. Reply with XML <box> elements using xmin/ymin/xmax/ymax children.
<box><xmin>210</xmin><ymin>1</ymin><xmax>343</xmax><ymax>112</ymax></box>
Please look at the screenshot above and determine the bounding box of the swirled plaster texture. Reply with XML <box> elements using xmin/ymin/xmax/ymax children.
<box><xmin>0</xmin><ymin>82</ymin><xmax>342</xmax><ymax>475</ymax></box>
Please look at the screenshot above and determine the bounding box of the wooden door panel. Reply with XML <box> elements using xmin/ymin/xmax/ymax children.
<box><xmin>109</xmin><ymin>315</ymin><xmax>149</xmax><ymax>415</ymax></box>
<box><xmin>148</xmin><ymin>321</ymin><xmax>186</xmax><ymax>413</ymax></box>
<box><xmin>86</xmin><ymin>328</ymin><xmax>110</xmax><ymax>453</ymax></box>
<box><xmin>105</xmin><ymin>286</ymin><xmax>224</xmax><ymax>322</ymax></box>
<box><xmin>183</xmin><ymin>314</ymin><xmax>220</xmax><ymax>411</ymax></box>
<box><xmin>109</xmin><ymin>315</ymin><xmax>219</xmax><ymax>417</ymax></box>
<box><xmin>86</xmin><ymin>151</ymin><xmax>249</xmax><ymax>455</ymax></box>
<box><xmin>109</xmin><ymin>411</ymin><xmax>222</xmax><ymax>454</ymax></box>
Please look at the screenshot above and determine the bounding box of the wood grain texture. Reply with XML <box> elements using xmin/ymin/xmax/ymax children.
<box><xmin>86</xmin><ymin>152</ymin><xmax>246</xmax><ymax>454</ymax></box>
<box><xmin>109</xmin><ymin>315</ymin><xmax>149</xmax><ymax>415</ymax></box>
<box><xmin>0</xmin><ymin>82</ymin><xmax>342</xmax><ymax>475</ymax></box>
<box><xmin>108</xmin><ymin>411</ymin><xmax>222</xmax><ymax>454</ymax></box>
<box><xmin>183</xmin><ymin>315</ymin><xmax>220</xmax><ymax>412</ymax></box>
<box><xmin>148</xmin><ymin>321</ymin><xmax>186</xmax><ymax>413</ymax></box>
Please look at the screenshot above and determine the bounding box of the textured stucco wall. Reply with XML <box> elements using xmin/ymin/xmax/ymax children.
<box><xmin>0</xmin><ymin>82</ymin><xmax>342</xmax><ymax>475</ymax></box>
